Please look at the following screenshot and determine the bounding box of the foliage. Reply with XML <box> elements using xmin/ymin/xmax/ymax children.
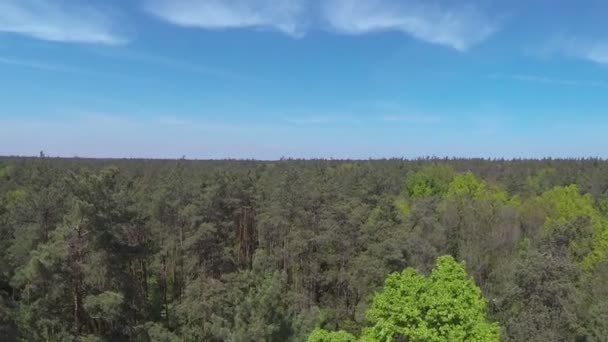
<box><xmin>84</xmin><ymin>291</ymin><xmax>124</xmax><ymax>320</ymax></box>
<box><xmin>406</xmin><ymin>164</ymin><xmax>455</xmax><ymax>198</ymax></box>
<box><xmin>530</xmin><ymin>185</ymin><xmax>608</xmax><ymax>268</ymax></box>
<box><xmin>362</xmin><ymin>256</ymin><xmax>498</xmax><ymax>342</ymax></box>
<box><xmin>308</xmin><ymin>328</ymin><xmax>357</xmax><ymax>342</ymax></box>
<box><xmin>1</xmin><ymin>157</ymin><xmax>608</xmax><ymax>341</ymax></box>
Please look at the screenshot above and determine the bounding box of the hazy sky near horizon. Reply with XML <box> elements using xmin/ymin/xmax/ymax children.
<box><xmin>1</xmin><ymin>0</ymin><xmax>608</xmax><ymax>159</ymax></box>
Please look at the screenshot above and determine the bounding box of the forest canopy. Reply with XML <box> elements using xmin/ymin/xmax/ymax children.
<box><xmin>1</xmin><ymin>156</ymin><xmax>608</xmax><ymax>341</ymax></box>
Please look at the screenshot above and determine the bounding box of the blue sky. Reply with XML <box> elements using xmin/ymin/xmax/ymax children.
<box><xmin>1</xmin><ymin>0</ymin><xmax>608</xmax><ymax>159</ymax></box>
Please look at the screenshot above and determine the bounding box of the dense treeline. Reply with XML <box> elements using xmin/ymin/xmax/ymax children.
<box><xmin>2</xmin><ymin>155</ymin><xmax>608</xmax><ymax>341</ymax></box>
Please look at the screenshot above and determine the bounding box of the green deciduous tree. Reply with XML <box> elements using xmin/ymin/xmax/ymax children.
<box><xmin>362</xmin><ymin>255</ymin><xmax>499</xmax><ymax>341</ymax></box>
<box><xmin>311</xmin><ymin>255</ymin><xmax>498</xmax><ymax>341</ymax></box>
<box><xmin>307</xmin><ymin>328</ymin><xmax>357</xmax><ymax>342</ymax></box>
<box><xmin>526</xmin><ymin>185</ymin><xmax>608</xmax><ymax>269</ymax></box>
<box><xmin>406</xmin><ymin>164</ymin><xmax>455</xmax><ymax>199</ymax></box>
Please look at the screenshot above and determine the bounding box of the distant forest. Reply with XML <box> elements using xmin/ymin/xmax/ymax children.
<box><xmin>2</xmin><ymin>155</ymin><xmax>608</xmax><ymax>341</ymax></box>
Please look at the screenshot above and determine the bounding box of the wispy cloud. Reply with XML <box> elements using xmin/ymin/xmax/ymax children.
<box><xmin>0</xmin><ymin>55</ymin><xmax>140</xmax><ymax>80</ymax></box>
<box><xmin>381</xmin><ymin>114</ymin><xmax>441</xmax><ymax>124</ymax></box>
<box><xmin>92</xmin><ymin>49</ymin><xmax>249</xmax><ymax>81</ymax></box>
<box><xmin>284</xmin><ymin>115</ymin><xmax>360</xmax><ymax>125</ymax></box>
<box><xmin>0</xmin><ymin>56</ymin><xmax>77</xmax><ymax>72</ymax></box>
<box><xmin>0</xmin><ymin>0</ymin><xmax>127</xmax><ymax>45</ymax></box>
<box><xmin>489</xmin><ymin>73</ymin><xmax>607</xmax><ymax>87</ymax></box>
<box><xmin>584</xmin><ymin>44</ymin><xmax>608</xmax><ymax>65</ymax></box>
<box><xmin>541</xmin><ymin>36</ymin><xmax>608</xmax><ymax>66</ymax></box>
<box><xmin>141</xmin><ymin>0</ymin><xmax>499</xmax><ymax>50</ymax></box>
<box><xmin>284</xmin><ymin>112</ymin><xmax>441</xmax><ymax>126</ymax></box>
<box><xmin>321</xmin><ymin>0</ymin><xmax>499</xmax><ymax>51</ymax></box>
<box><xmin>144</xmin><ymin>0</ymin><xmax>307</xmax><ymax>37</ymax></box>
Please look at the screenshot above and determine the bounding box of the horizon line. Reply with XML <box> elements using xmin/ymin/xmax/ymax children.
<box><xmin>1</xmin><ymin>154</ymin><xmax>607</xmax><ymax>162</ymax></box>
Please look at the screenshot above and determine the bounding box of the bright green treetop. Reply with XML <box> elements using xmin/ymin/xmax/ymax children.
<box><xmin>362</xmin><ymin>255</ymin><xmax>499</xmax><ymax>341</ymax></box>
<box><xmin>309</xmin><ymin>256</ymin><xmax>499</xmax><ymax>342</ymax></box>
<box><xmin>406</xmin><ymin>164</ymin><xmax>455</xmax><ymax>199</ymax></box>
<box><xmin>308</xmin><ymin>328</ymin><xmax>358</xmax><ymax>342</ymax></box>
<box><xmin>526</xmin><ymin>185</ymin><xmax>608</xmax><ymax>269</ymax></box>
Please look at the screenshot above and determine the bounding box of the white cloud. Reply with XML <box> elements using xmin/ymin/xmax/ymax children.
<box><xmin>283</xmin><ymin>112</ymin><xmax>441</xmax><ymax>126</ymax></box>
<box><xmin>0</xmin><ymin>55</ymin><xmax>139</xmax><ymax>80</ymax></box>
<box><xmin>578</xmin><ymin>42</ymin><xmax>608</xmax><ymax>65</ymax></box>
<box><xmin>144</xmin><ymin>0</ymin><xmax>307</xmax><ymax>37</ymax></box>
<box><xmin>142</xmin><ymin>0</ymin><xmax>499</xmax><ymax>50</ymax></box>
<box><xmin>381</xmin><ymin>114</ymin><xmax>441</xmax><ymax>124</ymax></box>
<box><xmin>587</xmin><ymin>47</ymin><xmax>608</xmax><ymax>64</ymax></box>
<box><xmin>0</xmin><ymin>0</ymin><xmax>126</xmax><ymax>45</ymax></box>
<box><xmin>542</xmin><ymin>37</ymin><xmax>608</xmax><ymax>66</ymax></box>
<box><xmin>96</xmin><ymin>49</ymin><xmax>249</xmax><ymax>81</ymax></box>
<box><xmin>489</xmin><ymin>73</ymin><xmax>607</xmax><ymax>87</ymax></box>
<box><xmin>321</xmin><ymin>0</ymin><xmax>498</xmax><ymax>51</ymax></box>
<box><xmin>284</xmin><ymin>114</ymin><xmax>360</xmax><ymax>125</ymax></box>
<box><xmin>0</xmin><ymin>56</ymin><xmax>76</xmax><ymax>72</ymax></box>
